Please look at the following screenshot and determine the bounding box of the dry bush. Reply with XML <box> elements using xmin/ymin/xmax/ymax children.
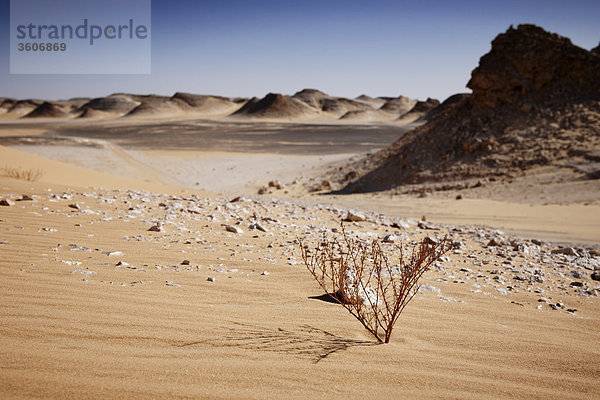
<box><xmin>300</xmin><ymin>224</ymin><xmax>450</xmax><ymax>343</ymax></box>
<box><xmin>2</xmin><ymin>165</ymin><xmax>45</xmax><ymax>182</ymax></box>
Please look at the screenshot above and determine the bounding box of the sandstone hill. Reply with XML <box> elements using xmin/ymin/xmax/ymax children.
<box><xmin>76</xmin><ymin>94</ymin><xmax>141</xmax><ymax>118</ymax></box>
<box><xmin>22</xmin><ymin>101</ymin><xmax>69</xmax><ymax>118</ymax></box>
<box><xmin>1</xmin><ymin>99</ymin><xmax>43</xmax><ymax>117</ymax></box>
<box><xmin>396</xmin><ymin>97</ymin><xmax>441</xmax><ymax>122</ymax></box>
<box><xmin>2</xmin><ymin>89</ymin><xmax>433</xmax><ymax>123</ymax></box>
<box><xmin>336</xmin><ymin>24</ymin><xmax>600</xmax><ymax>193</ymax></box>
<box><xmin>231</xmin><ymin>92</ymin><xmax>319</xmax><ymax>120</ymax></box>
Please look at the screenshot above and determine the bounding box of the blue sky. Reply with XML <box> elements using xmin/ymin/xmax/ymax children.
<box><xmin>1</xmin><ymin>0</ymin><xmax>599</xmax><ymax>101</ymax></box>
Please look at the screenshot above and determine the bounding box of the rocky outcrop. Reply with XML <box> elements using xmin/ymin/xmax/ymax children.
<box><xmin>338</xmin><ymin>25</ymin><xmax>600</xmax><ymax>193</ymax></box>
<box><xmin>468</xmin><ymin>24</ymin><xmax>600</xmax><ymax>111</ymax></box>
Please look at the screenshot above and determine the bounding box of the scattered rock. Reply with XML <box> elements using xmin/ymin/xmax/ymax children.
<box><xmin>382</xmin><ymin>234</ymin><xmax>397</xmax><ymax>243</ymax></box>
<box><xmin>487</xmin><ymin>238</ymin><xmax>504</xmax><ymax>247</ymax></box>
<box><xmin>391</xmin><ymin>220</ymin><xmax>410</xmax><ymax>229</ymax></box>
<box><xmin>207</xmin><ymin>277</ymin><xmax>215</xmax><ymax>282</ymax></box>
<box><xmin>311</xmin><ymin>180</ymin><xmax>331</xmax><ymax>192</ymax></box>
<box><xmin>268</xmin><ymin>180</ymin><xmax>283</xmax><ymax>190</ymax></box>
<box><xmin>419</xmin><ymin>285</ymin><xmax>441</xmax><ymax>294</ymax></box>
<box><xmin>148</xmin><ymin>223</ymin><xmax>162</xmax><ymax>232</ymax></box>
<box><xmin>224</xmin><ymin>225</ymin><xmax>243</xmax><ymax>234</ymax></box>
<box><xmin>552</xmin><ymin>247</ymin><xmax>579</xmax><ymax>256</ymax></box>
<box><xmin>569</xmin><ymin>270</ymin><xmax>589</xmax><ymax>279</ymax></box>
<box><xmin>423</xmin><ymin>236</ymin><xmax>439</xmax><ymax>245</ymax></box>
<box><xmin>344</xmin><ymin>211</ymin><xmax>366</xmax><ymax>222</ymax></box>
<box><xmin>68</xmin><ymin>203</ymin><xmax>81</xmax><ymax>210</ymax></box>
<box><xmin>249</xmin><ymin>223</ymin><xmax>267</xmax><ymax>232</ymax></box>
<box><xmin>71</xmin><ymin>270</ymin><xmax>96</xmax><ymax>275</ymax></box>
<box><xmin>0</xmin><ymin>199</ymin><xmax>14</xmax><ymax>206</ymax></box>
<box><xmin>592</xmin><ymin>271</ymin><xmax>600</xmax><ymax>281</ymax></box>
<box><xmin>418</xmin><ymin>221</ymin><xmax>439</xmax><ymax>230</ymax></box>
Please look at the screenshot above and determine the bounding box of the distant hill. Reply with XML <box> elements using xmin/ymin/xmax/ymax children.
<box><xmin>396</xmin><ymin>98</ymin><xmax>440</xmax><ymax>122</ymax></box>
<box><xmin>171</xmin><ymin>92</ymin><xmax>242</xmax><ymax>115</ymax></box>
<box><xmin>5</xmin><ymin>99</ymin><xmax>43</xmax><ymax>116</ymax></box>
<box><xmin>1</xmin><ymin>90</ymin><xmax>433</xmax><ymax>123</ymax></box>
<box><xmin>76</xmin><ymin>94</ymin><xmax>141</xmax><ymax>118</ymax></box>
<box><xmin>231</xmin><ymin>92</ymin><xmax>319</xmax><ymax>120</ymax></box>
<box><xmin>379</xmin><ymin>96</ymin><xmax>416</xmax><ymax>114</ymax></box>
<box><xmin>23</xmin><ymin>101</ymin><xmax>69</xmax><ymax>118</ymax></box>
<box><xmin>336</xmin><ymin>24</ymin><xmax>600</xmax><ymax>193</ymax></box>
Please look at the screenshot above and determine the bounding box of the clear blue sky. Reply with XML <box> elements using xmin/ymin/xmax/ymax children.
<box><xmin>1</xmin><ymin>0</ymin><xmax>599</xmax><ymax>101</ymax></box>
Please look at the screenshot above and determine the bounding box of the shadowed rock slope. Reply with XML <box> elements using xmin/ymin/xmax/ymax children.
<box><xmin>23</xmin><ymin>101</ymin><xmax>69</xmax><ymax>118</ymax></box>
<box><xmin>231</xmin><ymin>92</ymin><xmax>319</xmax><ymax>120</ymax></box>
<box><xmin>337</xmin><ymin>24</ymin><xmax>600</xmax><ymax>193</ymax></box>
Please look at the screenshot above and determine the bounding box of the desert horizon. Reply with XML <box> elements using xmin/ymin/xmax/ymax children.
<box><xmin>1</xmin><ymin>4</ymin><xmax>599</xmax><ymax>398</ymax></box>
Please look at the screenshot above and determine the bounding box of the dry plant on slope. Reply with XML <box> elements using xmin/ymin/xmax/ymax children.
<box><xmin>300</xmin><ymin>225</ymin><xmax>450</xmax><ymax>343</ymax></box>
<box><xmin>2</xmin><ymin>166</ymin><xmax>45</xmax><ymax>182</ymax></box>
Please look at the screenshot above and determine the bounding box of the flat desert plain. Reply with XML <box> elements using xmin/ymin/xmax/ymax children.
<box><xmin>1</xmin><ymin>119</ymin><xmax>599</xmax><ymax>399</ymax></box>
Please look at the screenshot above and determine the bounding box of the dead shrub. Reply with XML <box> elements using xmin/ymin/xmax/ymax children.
<box><xmin>300</xmin><ymin>224</ymin><xmax>450</xmax><ymax>343</ymax></box>
<box><xmin>2</xmin><ymin>166</ymin><xmax>45</xmax><ymax>182</ymax></box>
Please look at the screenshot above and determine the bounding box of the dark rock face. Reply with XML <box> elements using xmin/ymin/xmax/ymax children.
<box><xmin>339</xmin><ymin>25</ymin><xmax>600</xmax><ymax>193</ymax></box>
<box><xmin>467</xmin><ymin>24</ymin><xmax>600</xmax><ymax>110</ymax></box>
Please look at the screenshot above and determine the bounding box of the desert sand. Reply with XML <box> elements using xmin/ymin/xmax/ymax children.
<box><xmin>1</xmin><ymin>24</ymin><xmax>599</xmax><ymax>399</ymax></box>
<box><xmin>1</xmin><ymin>119</ymin><xmax>599</xmax><ymax>399</ymax></box>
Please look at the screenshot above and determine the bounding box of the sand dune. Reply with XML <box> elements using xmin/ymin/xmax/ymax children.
<box><xmin>2</xmin><ymin>22</ymin><xmax>600</xmax><ymax>399</ymax></box>
<box><xmin>0</xmin><ymin>145</ymin><xmax>599</xmax><ymax>399</ymax></box>
<box><xmin>0</xmin><ymin>145</ymin><xmax>180</xmax><ymax>193</ymax></box>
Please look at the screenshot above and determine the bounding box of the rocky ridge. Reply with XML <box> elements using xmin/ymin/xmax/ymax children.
<box><xmin>336</xmin><ymin>24</ymin><xmax>600</xmax><ymax>193</ymax></box>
